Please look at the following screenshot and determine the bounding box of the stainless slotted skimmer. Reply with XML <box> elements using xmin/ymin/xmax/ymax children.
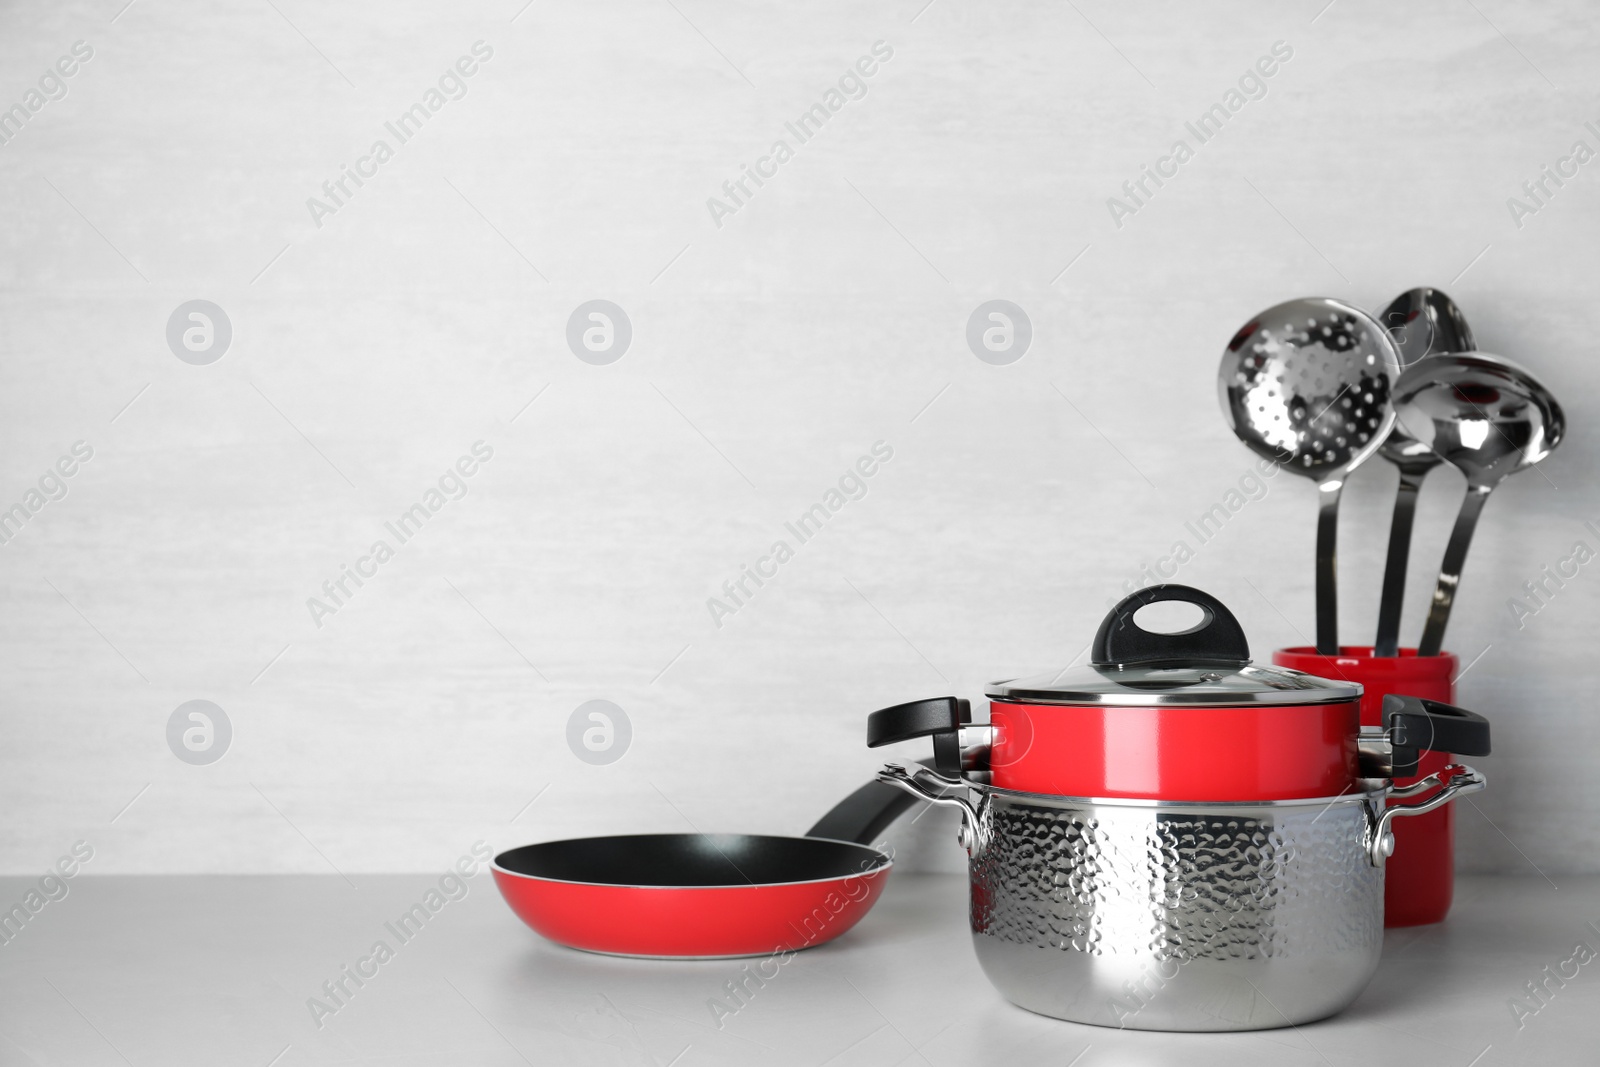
<box><xmin>1218</xmin><ymin>297</ymin><xmax>1402</xmax><ymax>654</ymax></box>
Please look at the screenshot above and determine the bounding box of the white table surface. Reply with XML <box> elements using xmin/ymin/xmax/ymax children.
<box><xmin>0</xmin><ymin>872</ymin><xmax>1592</xmax><ymax>1066</ymax></box>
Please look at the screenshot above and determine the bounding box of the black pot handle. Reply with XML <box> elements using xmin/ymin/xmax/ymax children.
<box><xmin>1091</xmin><ymin>584</ymin><xmax>1250</xmax><ymax>669</ymax></box>
<box><xmin>1383</xmin><ymin>694</ymin><xmax>1491</xmax><ymax>776</ymax></box>
<box><xmin>866</xmin><ymin>696</ymin><xmax>969</xmax><ymax>774</ymax></box>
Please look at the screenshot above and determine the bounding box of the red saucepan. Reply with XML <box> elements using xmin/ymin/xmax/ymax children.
<box><xmin>868</xmin><ymin>584</ymin><xmax>1489</xmax><ymax>803</ymax></box>
<box><xmin>493</xmin><ymin>775</ymin><xmax>921</xmax><ymax>958</ymax></box>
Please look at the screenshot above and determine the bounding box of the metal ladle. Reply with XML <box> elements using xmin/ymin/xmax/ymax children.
<box><xmin>1373</xmin><ymin>288</ymin><xmax>1477</xmax><ymax>657</ymax></box>
<box><xmin>1394</xmin><ymin>354</ymin><xmax>1565</xmax><ymax>655</ymax></box>
<box><xmin>1219</xmin><ymin>297</ymin><xmax>1402</xmax><ymax>655</ymax></box>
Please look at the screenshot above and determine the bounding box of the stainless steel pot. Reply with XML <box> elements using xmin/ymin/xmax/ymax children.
<box><xmin>877</xmin><ymin>760</ymin><xmax>1485</xmax><ymax>1031</ymax></box>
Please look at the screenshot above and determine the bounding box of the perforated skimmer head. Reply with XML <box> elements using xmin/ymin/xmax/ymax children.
<box><xmin>1219</xmin><ymin>297</ymin><xmax>1402</xmax><ymax>481</ymax></box>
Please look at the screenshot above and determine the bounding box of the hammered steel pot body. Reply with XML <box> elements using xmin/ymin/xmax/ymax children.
<box><xmin>967</xmin><ymin>788</ymin><xmax>1384</xmax><ymax>1031</ymax></box>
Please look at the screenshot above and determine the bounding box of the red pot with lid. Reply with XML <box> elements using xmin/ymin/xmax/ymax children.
<box><xmin>868</xmin><ymin>584</ymin><xmax>1489</xmax><ymax>802</ymax></box>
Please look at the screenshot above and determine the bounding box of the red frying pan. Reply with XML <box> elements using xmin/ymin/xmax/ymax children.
<box><xmin>493</xmin><ymin>775</ymin><xmax>921</xmax><ymax>958</ymax></box>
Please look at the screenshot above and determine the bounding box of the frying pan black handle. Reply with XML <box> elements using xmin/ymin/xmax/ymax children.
<box><xmin>1382</xmin><ymin>694</ymin><xmax>1491</xmax><ymax>776</ymax></box>
<box><xmin>865</xmin><ymin>696</ymin><xmax>969</xmax><ymax>774</ymax></box>
<box><xmin>831</xmin><ymin>697</ymin><xmax>975</xmax><ymax>841</ymax></box>
<box><xmin>804</xmin><ymin>761</ymin><xmax>938</xmax><ymax>844</ymax></box>
<box><xmin>1091</xmin><ymin>584</ymin><xmax>1250</xmax><ymax>668</ymax></box>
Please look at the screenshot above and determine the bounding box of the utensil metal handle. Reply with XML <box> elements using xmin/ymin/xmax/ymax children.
<box><xmin>1418</xmin><ymin>485</ymin><xmax>1492</xmax><ymax>656</ymax></box>
<box><xmin>1316</xmin><ymin>479</ymin><xmax>1344</xmax><ymax>655</ymax></box>
<box><xmin>1374</xmin><ymin>467</ymin><xmax>1429</xmax><ymax>657</ymax></box>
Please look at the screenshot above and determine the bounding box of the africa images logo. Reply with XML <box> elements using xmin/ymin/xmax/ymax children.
<box><xmin>306</xmin><ymin>441</ymin><xmax>494</xmax><ymax>628</ymax></box>
<box><xmin>706</xmin><ymin>442</ymin><xmax>893</xmax><ymax>628</ymax></box>
<box><xmin>304</xmin><ymin>41</ymin><xmax>494</xmax><ymax>229</ymax></box>
<box><xmin>0</xmin><ymin>40</ymin><xmax>94</xmax><ymax>150</ymax></box>
<box><xmin>1104</xmin><ymin>40</ymin><xmax>1293</xmax><ymax>229</ymax></box>
<box><xmin>705</xmin><ymin>41</ymin><xmax>894</xmax><ymax>228</ymax></box>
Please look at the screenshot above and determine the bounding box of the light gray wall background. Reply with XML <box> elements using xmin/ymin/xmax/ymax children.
<box><xmin>2</xmin><ymin>0</ymin><xmax>1595</xmax><ymax>876</ymax></box>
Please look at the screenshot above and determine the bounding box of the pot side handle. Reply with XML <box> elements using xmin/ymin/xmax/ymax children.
<box><xmin>875</xmin><ymin>762</ymin><xmax>986</xmax><ymax>853</ymax></box>
<box><xmin>1369</xmin><ymin>763</ymin><xmax>1487</xmax><ymax>866</ymax></box>
<box><xmin>866</xmin><ymin>696</ymin><xmax>970</xmax><ymax>774</ymax></box>
<box><xmin>1382</xmin><ymin>694</ymin><xmax>1491</xmax><ymax>777</ymax></box>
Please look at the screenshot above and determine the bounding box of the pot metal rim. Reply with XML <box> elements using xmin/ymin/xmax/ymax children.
<box><xmin>986</xmin><ymin>663</ymin><xmax>1361</xmax><ymax>707</ymax></box>
<box><xmin>969</xmin><ymin>779</ymin><xmax>1390</xmax><ymax>811</ymax></box>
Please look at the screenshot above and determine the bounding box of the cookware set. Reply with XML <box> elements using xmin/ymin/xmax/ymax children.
<box><xmin>493</xmin><ymin>289</ymin><xmax>1555</xmax><ymax>1033</ymax></box>
<box><xmin>868</xmin><ymin>585</ymin><xmax>1489</xmax><ymax>1030</ymax></box>
<box><xmin>1222</xmin><ymin>288</ymin><xmax>1561</xmax><ymax>927</ymax></box>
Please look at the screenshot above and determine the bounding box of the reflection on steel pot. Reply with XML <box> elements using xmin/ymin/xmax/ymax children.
<box><xmin>877</xmin><ymin>761</ymin><xmax>1485</xmax><ymax>1031</ymax></box>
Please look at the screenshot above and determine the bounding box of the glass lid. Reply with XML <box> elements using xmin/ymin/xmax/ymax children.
<box><xmin>987</xmin><ymin>585</ymin><xmax>1360</xmax><ymax>707</ymax></box>
<box><xmin>986</xmin><ymin>661</ymin><xmax>1357</xmax><ymax>706</ymax></box>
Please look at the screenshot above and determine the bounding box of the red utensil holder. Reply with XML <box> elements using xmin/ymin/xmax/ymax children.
<box><xmin>1273</xmin><ymin>646</ymin><xmax>1460</xmax><ymax>927</ymax></box>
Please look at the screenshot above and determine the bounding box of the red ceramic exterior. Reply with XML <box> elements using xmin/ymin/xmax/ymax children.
<box><xmin>492</xmin><ymin>864</ymin><xmax>890</xmax><ymax>957</ymax></box>
<box><xmin>988</xmin><ymin>698</ymin><xmax>1360</xmax><ymax>801</ymax></box>
<box><xmin>1273</xmin><ymin>646</ymin><xmax>1459</xmax><ymax>927</ymax></box>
